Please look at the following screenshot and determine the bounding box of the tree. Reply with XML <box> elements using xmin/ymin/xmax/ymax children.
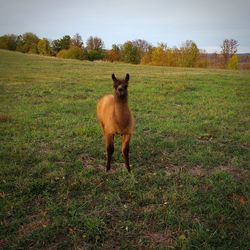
<box><xmin>60</xmin><ymin>35</ymin><xmax>71</xmax><ymax>50</ymax></box>
<box><xmin>195</xmin><ymin>50</ymin><xmax>209</xmax><ymax>68</ymax></box>
<box><xmin>151</xmin><ymin>43</ymin><xmax>178</xmax><ymax>66</ymax></box>
<box><xmin>70</xmin><ymin>33</ymin><xmax>83</xmax><ymax>48</ymax></box>
<box><xmin>227</xmin><ymin>54</ymin><xmax>239</xmax><ymax>70</ymax></box>
<box><xmin>16</xmin><ymin>32</ymin><xmax>39</xmax><ymax>53</ymax></box>
<box><xmin>57</xmin><ymin>47</ymin><xmax>85</xmax><ymax>60</ymax></box>
<box><xmin>86</xmin><ymin>36</ymin><xmax>104</xmax><ymax>61</ymax></box>
<box><xmin>51</xmin><ymin>35</ymin><xmax>71</xmax><ymax>54</ymax></box>
<box><xmin>221</xmin><ymin>39</ymin><xmax>239</xmax><ymax>66</ymax></box>
<box><xmin>86</xmin><ymin>36</ymin><xmax>104</xmax><ymax>51</ymax></box>
<box><xmin>132</xmin><ymin>39</ymin><xmax>151</xmax><ymax>59</ymax></box>
<box><xmin>51</xmin><ymin>39</ymin><xmax>61</xmax><ymax>54</ymax></box>
<box><xmin>141</xmin><ymin>52</ymin><xmax>152</xmax><ymax>65</ymax></box>
<box><xmin>37</xmin><ymin>38</ymin><xmax>51</xmax><ymax>55</ymax></box>
<box><xmin>106</xmin><ymin>44</ymin><xmax>121</xmax><ymax>62</ymax></box>
<box><xmin>121</xmin><ymin>41</ymin><xmax>140</xmax><ymax>64</ymax></box>
<box><xmin>151</xmin><ymin>46</ymin><xmax>166</xmax><ymax>66</ymax></box>
<box><xmin>178</xmin><ymin>40</ymin><xmax>199</xmax><ymax>67</ymax></box>
<box><xmin>0</xmin><ymin>34</ymin><xmax>17</xmax><ymax>50</ymax></box>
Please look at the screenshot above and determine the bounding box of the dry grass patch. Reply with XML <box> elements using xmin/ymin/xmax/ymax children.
<box><xmin>0</xmin><ymin>114</ymin><xmax>12</xmax><ymax>122</ymax></box>
<box><xmin>19</xmin><ymin>212</ymin><xmax>49</xmax><ymax>236</ymax></box>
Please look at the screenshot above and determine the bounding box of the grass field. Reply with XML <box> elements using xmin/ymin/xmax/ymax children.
<box><xmin>0</xmin><ymin>49</ymin><xmax>250</xmax><ymax>249</ymax></box>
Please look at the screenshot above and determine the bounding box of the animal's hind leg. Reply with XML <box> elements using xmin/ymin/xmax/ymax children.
<box><xmin>105</xmin><ymin>133</ymin><xmax>114</xmax><ymax>171</ymax></box>
<box><xmin>121</xmin><ymin>134</ymin><xmax>131</xmax><ymax>172</ymax></box>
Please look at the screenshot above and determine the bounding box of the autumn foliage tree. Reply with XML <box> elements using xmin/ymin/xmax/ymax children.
<box><xmin>150</xmin><ymin>43</ymin><xmax>177</xmax><ymax>66</ymax></box>
<box><xmin>141</xmin><ymin>41</ymin><xmax>199</xmax><ymax>67</ymax></box>
<box><xmin>151</xmin><ymin>44</ymin><xmax>167</xmax><ymax>66</ymax></box>
<box><xmin>51</xmin><ymin>35</ymin><xmax>71</xmax><ymax>54</ymax></box>
<box><xmin>16</xmin><ymin>32</ymin><xmax>39</xmax><ymax>54</ymax></box>
<box><xmin>106</xmin><ymin>44</ymin><xmax>121</xmax><ymax>62</ymax></box>
<box><xmin>57</xmin><ymin>47</ymin><xmax>85</xmax><ymax>60</ymax></box>
<box><xmin>121</xmin><ymin>41</ymin><xmax>140</xmax><ymax>64</ymax></box>
<box><xmin>37</xmin><ymin>38</ymin><xmax>51</xmax><ymax>55</ymax></box>
<box><xmin>0</xmin><ymin>34</ymin><xmax>17</xmax><ymax>50</ymax></box>
<box><xmin>140</xmin><ymin>51</ymin><xmax>152</xmax><ymax>65</ymax></box>
<box><xmin>227</xmin><ymin>54</ymin><xmax>239</xmax><ymax>70</ymax></box>
<box><xmin>178</xmin><ymin>40</ymin><xmax>199</xmax><ymax>67</ymax></box>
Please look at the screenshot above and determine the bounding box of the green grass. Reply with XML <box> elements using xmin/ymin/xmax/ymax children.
<box><xmin>0</xmin><ymin>49</ymin><xmax>250</xmax><ymax>249</ymax></box>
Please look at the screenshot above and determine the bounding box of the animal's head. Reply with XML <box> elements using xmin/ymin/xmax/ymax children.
<box><xmin>112</xmin><ymin>73</ymin><xmax>129</xmax><ymax>99</ymax></box>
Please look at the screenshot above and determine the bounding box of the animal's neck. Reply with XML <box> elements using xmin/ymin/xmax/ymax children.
<box><xmin>114</xmin><ymin>95</ymin><xmax>130</xmax><ymax>125</ymax></box>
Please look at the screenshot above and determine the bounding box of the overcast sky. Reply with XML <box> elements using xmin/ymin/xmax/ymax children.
<box><xmin>0</xmin><ymin>0</ymin><xmax>249</xmax><ymax>52</ymax></box>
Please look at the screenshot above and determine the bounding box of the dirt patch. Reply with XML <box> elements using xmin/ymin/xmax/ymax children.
<box><xmin>189</xmin><ymin>166</ymin><xmax>208</xmax><ymax>177</ymax></box>
<box><xmin>165</xmin><ymin>164</ymin><xmax>248</xmax><ymax>180</ymax></box>
<box><xmin>80</xmin><ymin>154</ymin><xmax>127</xmax><ymax>173</ymax></box>
<box><xmin>165</xmin><ymin>164</ymin><xmax>208</xmax><ymax>177</ymax></box>
<box><xmin>39</xmin><ymin>142</ymin><xmax>52</xmax><ymax>155</ymax></box>
<box><xmin>81</xmin><ymin>154</ymin><xmax>105</xmax><ymax>171</ymax></box>
<box><xmin>144</xmin><ymin>230</ymin><xmax>177</xmax><ymax>248</ymax></box>
<box><xmin>142</xmin><ymin>204</ymin><xmax>155</xmax><ymax>213</ymax></box>
<box><xmin>19</xmin><ymin>212</ymin><xmax>49</xmax><ymax>236</ymax></box>
<box><xmin>100</xmin><ymin>229</ymin><xmax>177</xmax><ymax>249</ymax></box>
<box><xmin>213</xmin><ymin>165</ymin><xmax>248</xmax><ymax>180</ymax></box>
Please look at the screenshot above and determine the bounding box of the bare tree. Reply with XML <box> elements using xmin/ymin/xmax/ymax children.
<box><xmin>86</xmin><ymin>36</ymin><xmax>104</xmax><ymax>51</ymax></box>
<box><xmin>71</xmin><ymin>33</ymin><xmax>83</xmax><ymax>48</ymax></box>
<box><xmin>221</xmin><ymin>39</ymin><xmax>239</xmax><ymax>65</ymax></box>
<box><xmin>157</xmin><ymin>42</ymin><xmax>168</xmax><ymax>51</ymax></box>
<box><xmin>132</xmin><ymin>39</ymin><xmax>151</xmax><ymax>54</ymax></box>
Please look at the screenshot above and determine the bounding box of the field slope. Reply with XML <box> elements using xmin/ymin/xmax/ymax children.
<box><xmin>0</xmin><ymin>50</ymin><xmax>250</xmax><ymax>249</ymax></box>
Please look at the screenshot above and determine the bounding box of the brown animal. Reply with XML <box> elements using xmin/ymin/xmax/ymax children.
<box><xmin>96</xmin><ymin>73</ymin><xmax>135</xmax><ymax>172</ymax></box>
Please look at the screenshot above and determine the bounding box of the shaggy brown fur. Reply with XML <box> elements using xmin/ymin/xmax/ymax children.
<box><xmin>96</xmin><ymin>73</ymin><xmax>135</xmax><ymax>172</ymax></box>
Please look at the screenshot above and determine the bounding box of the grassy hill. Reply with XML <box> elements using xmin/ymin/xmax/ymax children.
<box><xmin>0</xmin><ymin>50</ymin><xmax>250</xmax><ymax>249</ymax></box>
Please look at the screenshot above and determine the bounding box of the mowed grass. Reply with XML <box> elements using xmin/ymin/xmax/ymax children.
<box><xmin>0</xmin><ymin>49</ymin><xmax>250</xmax><ymax>249</ymax></box>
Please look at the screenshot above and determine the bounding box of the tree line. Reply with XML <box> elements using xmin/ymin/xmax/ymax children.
<box><xmin>0</xmin><ymin>32</ymin><xmax>249</xmax><ymax>70</ymax></box>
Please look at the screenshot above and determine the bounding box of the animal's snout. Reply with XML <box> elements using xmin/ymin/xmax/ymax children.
<box><xmin>118</xmin><ymin>86</ymin><xmax>126</xmax><ymax>95</ymax></box>
<box><xmin>118</xmin><ymin>86</ymin><xmax>124</xmax><ymax>91</ymax></box>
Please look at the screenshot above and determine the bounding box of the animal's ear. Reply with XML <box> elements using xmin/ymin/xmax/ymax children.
<box><xmin>112</xmin><ymin>73</ymin><xmax>117</xmax><ymax>82</ymax></box>
<box><xmin>125</xmin><ymin>73</ymin><xmax>129</xmax><ymax>82</ymax></box>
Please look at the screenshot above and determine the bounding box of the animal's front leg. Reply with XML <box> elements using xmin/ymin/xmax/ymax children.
<box><xmin>105</xmin><ymin>133</ymin><xmax>114</xmax><ymax>171</ymax></box>
<box><xmin>121</xmin><ymin>134</ymin><xmax>131</xmax><ymax>172</ymax></box>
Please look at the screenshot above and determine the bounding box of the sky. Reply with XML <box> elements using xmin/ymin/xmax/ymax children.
<box><xmin>0</xmin><ymin>0</ymin><xmax>249</xmax><ymax>53</ymax></box>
